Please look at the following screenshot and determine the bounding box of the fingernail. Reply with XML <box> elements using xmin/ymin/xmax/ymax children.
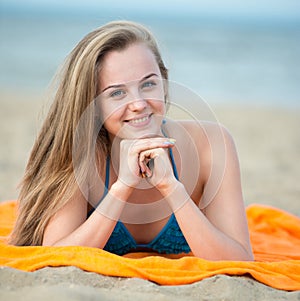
<box><xmin>163</xmin><ymin>138</ymin><xmax>176</xmax><ymax>145</ymax></box>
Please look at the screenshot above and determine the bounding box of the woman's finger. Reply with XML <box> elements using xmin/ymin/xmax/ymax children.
<box><xmin>122</xmin><ymin>137</ymin><xmax>176</xmax><ymax>156</ymax></box>
<box><xmin>139</xmin><ymin>148</ymin><xmax>162</xmax><ymax>178</ymax></box>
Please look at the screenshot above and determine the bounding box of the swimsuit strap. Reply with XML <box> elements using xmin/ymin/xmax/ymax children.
<box><xmin>168</xmin><ymin>147</ymin><xmax>179</xmax><ymax>180</ymax></box>
<box><xmin>104</xmin><ymin>155</ymin><xmax>110</xmax><ymax>194</ymax></box>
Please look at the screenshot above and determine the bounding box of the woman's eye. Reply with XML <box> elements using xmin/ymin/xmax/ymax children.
<box><xmin>110</xmin><ymin>89</ymin><xmax>126</xmax><ymax>99</ymax></box>
<box><xmin>141</xmin><ymin>81</ymin><xmax>157</xmax><ymax>89</ymax></box>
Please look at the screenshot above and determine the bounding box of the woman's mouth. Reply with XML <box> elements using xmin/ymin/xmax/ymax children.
<box><xmin>125</xmin><ymin>114</ymin><xmax>152</xmax><ymax>127</ymax></box>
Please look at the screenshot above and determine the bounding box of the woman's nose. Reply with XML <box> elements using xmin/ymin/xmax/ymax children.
<box><xmin>128</xmin><ymin>98</ymin><xmax>147</xmax><ymax>111</ymax></box>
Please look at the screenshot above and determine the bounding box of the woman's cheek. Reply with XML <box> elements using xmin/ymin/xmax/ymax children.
<box><xmin>102</xmin><ymin>103</ymin><xmax>125</xmax><ymax>123</ymax></box>
<box><xmin>150</xmin><ymin>99</ymin><xmax>165</xmax><ymax>114</ymax></box>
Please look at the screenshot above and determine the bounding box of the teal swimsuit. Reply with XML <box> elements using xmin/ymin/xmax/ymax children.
<box><xmin>88</xmin><ymin>148</ymin><xmax>191</xmax><ymax>255</ymax></box>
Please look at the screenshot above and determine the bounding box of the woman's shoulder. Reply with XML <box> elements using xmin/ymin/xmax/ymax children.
<box><xmin>167</xmin><ymin>119</ymin><xmax>233</xmax><ymax>145</ymax></box>
<box><xmin>166</xmin><ymin>119</ymin><xmax>236</xmax><ymax>170</ymax></box>
<box><xmin>178</xmin><ymin>119</ymin><xmax>229</xmax><ymax>133</ymax></box>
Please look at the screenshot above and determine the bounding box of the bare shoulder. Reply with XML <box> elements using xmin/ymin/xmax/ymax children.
<box><xmin>171</xmin><ymin>119</ymin><xmax>235</xmax><ymax>151</ymax></box>
<box><xmin>164</xmin><ymin>119</ymin><xmax>236</xmax><ymax>200</ymax></box>
<box><xmin>178</xmin><ymin>119</ymin><xmax>231</xmax><ymax>134</ymax></box>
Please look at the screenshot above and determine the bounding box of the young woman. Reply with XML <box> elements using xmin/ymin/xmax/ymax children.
<box><xmin>10</xmin><ymin>20</ymin><xmax>253</xmax><ymax>261</ymax></box>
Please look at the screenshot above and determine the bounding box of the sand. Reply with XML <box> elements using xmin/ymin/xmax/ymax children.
<box><xmin>0</xmin><ymin>90</ymin><xmax>299</xmax><ymax>300</ymax></box>
<box><xmin>1</xmin><ymin>266</ymin><xmax>299</xmax><ymax>301</ymax></box>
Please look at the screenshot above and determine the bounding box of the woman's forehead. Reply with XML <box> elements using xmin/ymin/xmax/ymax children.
<box><xmin>99</xmin><ymin>43</ymin><xmax>161</xmax><ymax>88</ymax></box>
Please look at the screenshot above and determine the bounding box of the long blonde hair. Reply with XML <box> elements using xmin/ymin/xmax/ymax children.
<box><xmin>10</xmin><ymin>20</ymin><xmax>168</xmax><ymax>246</ymax></box>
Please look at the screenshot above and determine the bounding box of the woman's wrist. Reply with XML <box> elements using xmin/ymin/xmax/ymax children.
<box><xmin>157</xmin><ymin>177</ymin><xmax>180</xmax><ymax>197</ymax></box>
<box><xmin>94</xmin><ymin>180</ymin><xmax>133</xmax><ymax>221</ymax></box>
<box><xmin>161</xmin><ymin>181</ymin><xmax>191</xmax><ymax>212</ymax></box>
<box><xmin>110</xmin><ymin>180</ymin><xmax>134</xmax><ymax>200</ymax></box>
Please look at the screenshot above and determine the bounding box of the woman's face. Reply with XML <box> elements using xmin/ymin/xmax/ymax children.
<box><xmin>98</xmin><ymin>43</ymin><xmax>166</xmax><ymax>140</ymax></box>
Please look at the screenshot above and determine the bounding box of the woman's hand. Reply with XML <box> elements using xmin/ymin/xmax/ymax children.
<box><xmin>117</xmin><ymin>137</ymin><xmax>176</xmax><ymax>190</ymax></box>
<box><xmin>138</xmin><ymin>147</ymin><xmax>178</xmax><ymax>194</ymax></box>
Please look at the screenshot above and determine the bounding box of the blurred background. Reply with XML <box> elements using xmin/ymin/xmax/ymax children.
<box><xmin>1</xmin><ymin>0</ymin><xmax>300</xmax><ymax>106</ymax></box>
<box><xmin>0</xmin><ymin>0</ymin><xmax>299</xmax><ymax>213</ymax></box>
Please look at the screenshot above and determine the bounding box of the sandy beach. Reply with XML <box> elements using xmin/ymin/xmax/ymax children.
<box><xmin>0</xmin><ymin>90</ymin><xmax>299</xmax><ymax>300</ymax></box>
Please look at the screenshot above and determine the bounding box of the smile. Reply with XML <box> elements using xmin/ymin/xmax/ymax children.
<box><xmin>125</xmin><ymin>114</ymin><xmax>152</xmax><ymax>127</ymax></box>
<box><xmin>129</xmin><ymin>116</ymin><xmax>149</xmax><ymax>124</ymax></box>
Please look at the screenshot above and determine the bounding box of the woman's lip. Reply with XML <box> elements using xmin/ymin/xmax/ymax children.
<box><xmin>125</xmin><ymin>114</ymin><xmax>152</xmax><ymax>127</ymax></box>
<box><xmin>125</xmin><ymin>113</ymin><xmax>151</xmax><ymax>122</ymax></box>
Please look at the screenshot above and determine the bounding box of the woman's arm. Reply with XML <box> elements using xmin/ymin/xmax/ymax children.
<box><xmin>43</xmin><ymin>180</ymin><xmax>132</xmax><ymax>247</ymax></box>
<box><xmin>43</xmin><ymin>137</ymin><xmax>175</xmax><ymax>247</ymax></box>
<box><xmin>165</xmin><ymin>183</ymin><xmax>253</xmax><ymax>260</ymax></box>
<box><xmin>159</xmin><ymin>124</ymin><xmax>254</xmax><ymax>261</ymax></box>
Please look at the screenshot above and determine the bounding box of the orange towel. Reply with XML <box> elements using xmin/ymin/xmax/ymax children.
<box><xmin>0</xmin><ymin>200</ymin><xmax>299</xmax><ymax>291</ymax></box>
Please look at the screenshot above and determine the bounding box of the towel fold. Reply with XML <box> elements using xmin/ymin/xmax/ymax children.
<box><xmin>0</xmin><ymin>200</ymin><xmax>299</xmax><ymax>290</ymax></box>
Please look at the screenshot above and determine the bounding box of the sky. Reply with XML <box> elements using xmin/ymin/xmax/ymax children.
<box><xmin>1</xmin><ymin>0</ymin><xmax>300</xmax><ymax>21</ymax></box>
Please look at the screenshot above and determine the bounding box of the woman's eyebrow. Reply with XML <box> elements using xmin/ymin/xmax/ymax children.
<box><xmin>101</xmin><ymin>73</ymin><xmax>159</xmax><ymax>93</ymax></box>
<box><xmin>140</xmin><ymin>73</ymin><xmax>159</xmax><ymax>81</ymax></box>
<box><xmin>101</xmin><ymin>83</ymin><xmax>125</xmax><ymax>93</ymax></box>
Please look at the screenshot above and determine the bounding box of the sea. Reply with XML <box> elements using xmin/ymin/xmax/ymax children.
<box><xmin>1</xmin><ymin>8</ymin><xmax>300</xmax><ymax>108</ymax></box>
